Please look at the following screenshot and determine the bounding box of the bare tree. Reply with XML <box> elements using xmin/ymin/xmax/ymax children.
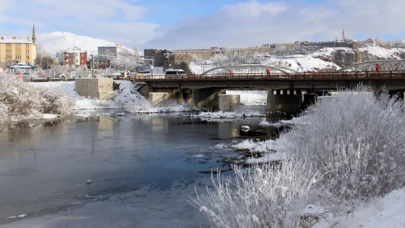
<box><xmin>107</xmin><ymin>49</ymin><xmax>137</xmax><ymax>71</ymax></box>
<box><xmin>35</xmin><ymin>45</ymin><xmax>57</xmax><ymax>69</ymax></box>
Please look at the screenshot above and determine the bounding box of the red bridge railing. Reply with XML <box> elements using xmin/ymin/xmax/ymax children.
<box><xmin>134</xmin><ymin>71</ymin><xmax>405</xmax><ymax>81</ymax></box>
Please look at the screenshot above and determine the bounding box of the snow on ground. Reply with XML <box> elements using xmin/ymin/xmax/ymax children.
<box><xmin>194</xmin><ymin>110</ymin><xmax>264</xmax><ymax>120</ymax></box>
<box><xmin>230</xmin><ymin>136</ymin><xmax>289</xmax><ymax>164</ymax></box>
<box><xmin>259</xmin><ymin>121</ymin><xmax>282</xmax><ymax>127</ymax></box>
<box><xmin>314</xmin><ymin>187</ymin><xmax>405</xmax><ymax>228</ymax></box>
<box><xmin>264</xmin><ymin>55</ymin><xmax>339</xmax><ymax>72</ymax></box>
<box><xmin>359</xmin><ymin>46</ymin><xmax>405</xmax><ymax>59</ymax></box>
<box><xmin>40</xmin><ymin>114</ymin><xmax>59</xmax><ymax>119</ymax></box>
<box><xmin>189</xmin><ymin>62</ymin><xmax>216</xmax><ymax>74</ymax></box>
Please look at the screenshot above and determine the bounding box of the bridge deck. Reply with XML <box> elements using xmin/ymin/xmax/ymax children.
<box><xmin>135</xmin><ymin>71</ymin><xmax>405</xmax><ymax>82</ymax></box>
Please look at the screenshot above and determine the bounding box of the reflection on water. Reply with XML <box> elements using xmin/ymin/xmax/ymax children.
<box><xmin>0</xmin><ymin>109</ymin><xmax>292</xmax><ymax>224</ymax></box>
<box><xmin>0</xmin><ymin>118</ymin><xmax>71</xmax><ymax>132</ymax></box>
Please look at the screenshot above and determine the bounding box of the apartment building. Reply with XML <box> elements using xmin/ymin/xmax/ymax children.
<box><xmin>0</xmin><ymin>24</ymin><xmax>37</xmax><ymax>67</ymax></box>
<box><xmin>64</xmin><ymin>50</ymin><xmax>88</xmax><ymax>68</ymax></box>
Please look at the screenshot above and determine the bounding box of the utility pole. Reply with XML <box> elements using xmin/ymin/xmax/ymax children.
<box><xmin>332</xmin><ymin>36</ymin><xmax>337</xmax><ymax>72</ymax></box>
<box><xmin>91</xmin><ymin>55</ymin><xmax>94</xmax><ymax>78</ymax></box>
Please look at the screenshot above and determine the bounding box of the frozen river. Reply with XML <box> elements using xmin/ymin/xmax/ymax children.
<box><xmin>0</xmin><ymin>110</ymin><xmax>283</xmax><ymax>228</ymax></box>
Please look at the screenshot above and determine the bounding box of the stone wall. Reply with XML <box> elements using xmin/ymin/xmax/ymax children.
<box><xmin>144</xmin><ymin>49</ymin><xmax>174</xmax><ymax>67</ymax></box>
<box><xmin>300</xmin><ymin>40</ymin><xmax>359</xmax><ymax>49</ymax></box>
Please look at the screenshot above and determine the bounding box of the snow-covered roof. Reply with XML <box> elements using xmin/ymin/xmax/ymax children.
<box><xmin>0</xmin><ymin>38</ymin><xmax>33</xmax><ymax>44</ymax></box>
<box><xmin>7</xmin><ymin>63</ymin><xmax>36</xmax><ymax>69</ymax></box>
<box><xmin>98</xmin><ymin>45</ymin><xmax>119</xmax><ymax>48</ymax></box>
<box><xmin>98</xmin><ymin>45</ymin><xmax>134</xmax><ymax>52</ymax></box>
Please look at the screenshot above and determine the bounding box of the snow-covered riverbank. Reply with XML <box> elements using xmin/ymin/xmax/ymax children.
<box><xmin>30</xmin><ymin>80</ymin><xmax>192</xmax><ymax>113</ymax></box>
<box><xmin>198</xmin><ymin>86</ymin><xmax>405</xmax><ymax>228</ymax></box>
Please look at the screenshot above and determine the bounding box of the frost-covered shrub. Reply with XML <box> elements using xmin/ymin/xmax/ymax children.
<box><xmin>194</xmin><ymin>85</ymin><xmax>405</xmax><ymax>227</ymax></box>
<box><xmin>191</xmin><ymin>160</ymin><xmax>318</xmax><ymax>228</ymax></box>
<box><xmin>284</xmin><ymin>85</ymin><xmax>405</xmax><ymax>202</ymax></box>
<box><xmin>0</xmin><ymin>74</ymin><xmax>74</xmax><ymax>122</ymax></box>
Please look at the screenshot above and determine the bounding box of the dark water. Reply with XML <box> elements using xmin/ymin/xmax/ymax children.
<box><xmin>0</xmin><ymin>110</ymin><xmax>285</xmax><ymax>225</ymax></box>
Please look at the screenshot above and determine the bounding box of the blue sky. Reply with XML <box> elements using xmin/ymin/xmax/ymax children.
<box><xmin>1</xmin><ymin>0</ymin><xmax>404</xmax><ymax>50</ymax></box>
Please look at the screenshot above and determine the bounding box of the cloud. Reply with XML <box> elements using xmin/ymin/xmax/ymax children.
<box><xmin>4</xmin><ymin>0</ymin><xmax>146</xmax><ymax>21</ymax></box>
<box><xmin>2</xmin><ymin>0</ymin><xmax>405</xmax><ymax>50</ymax></box>
<box><xmin>222</xmin><ymin>1</ymin><xmax>288</xmax><ymax>18</ymax></box>
<box><xmin>143</xmin><ymin>0</ymin><xmax>405</xmax><ymax>49</ymax></box>
<box><xmin>0</xmin><ymin>0</ymin><xmax>154</xmax><ymax>48</ymax></box>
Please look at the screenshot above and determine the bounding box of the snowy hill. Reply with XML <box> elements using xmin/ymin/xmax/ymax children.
<box><xmin>190</xmin><ymin>46</ymin><xmax>405</xmax><ymax>73</ymax></box>
<box><xmin>37</xmin><ymin>31</ymin><xmax>117</xmax><ymax>54</ymax></box>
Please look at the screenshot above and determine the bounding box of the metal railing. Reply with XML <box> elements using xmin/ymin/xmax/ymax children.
<box><xmin>133</xmin><ymin>71</ymin><xmax>405</xmax><ymax>81</ymax></box>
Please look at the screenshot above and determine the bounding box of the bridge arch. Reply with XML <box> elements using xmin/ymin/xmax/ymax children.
<box><xmin>337</xmin><ymin>60</ymin><xmax>405</xmax><ymax>72</ymax></box>
<box><xmin>200</xmin><ymin>64</ymin><xmax>298</xmax><ymax>75</ymax></box>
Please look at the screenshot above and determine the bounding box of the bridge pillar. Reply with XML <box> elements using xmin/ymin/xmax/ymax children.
<box><xmin>192</xmin><ymin>88</ymin><xmax>225</xmax><ymax>110</ymax></box>
<box><xmin>149</xmin><ymin>92</ymin><xmax>170</xmax><ymax>107</ymax></box>
<box><xmin>138</xmin><ymin>84</ymin><xmax>151</xmax><ymax>99</ymax></box>
<box><xmin>266</xmin><ymin>89</ymin><xmax>303</xmax><ymax>113</ymax></box>
<box><xmin>219</xmin><ymin>94</ymin><xmax>240</xmax><ymax>112</ymax></box>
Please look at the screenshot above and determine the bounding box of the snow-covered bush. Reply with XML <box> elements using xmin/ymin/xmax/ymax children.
<box><xmin>283</xmin><ymin>85</ymin><xmax>405</xmax><ymax>202</ymax></box>
<box><xmin>0</xmin><ymin>74</ymin><xmax>74</xmax><ymax>122</ymax></box>
<box><xmin>191</xmin><ymin>160</ymin><xmax>318</xmax><ymax>228</ymax></box>
<box><xmin>38</xmin><ymin>65</ymin><xmax>71</xmax><ymax>78</ymax></box>
<box><xmin>194</xmin><ymin>85</ymin><xmax>405</xmax><ymax>227</ymax></box>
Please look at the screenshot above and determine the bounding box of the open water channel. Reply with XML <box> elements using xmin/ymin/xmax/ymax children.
<box><xmin>0</xmin><ymin>109</ymin><xmax>285</xmax><ymax>228</ymax></box>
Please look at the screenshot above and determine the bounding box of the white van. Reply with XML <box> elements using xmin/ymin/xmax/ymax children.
<box><xmin>164</xmin><ymin>69</ymin><xmax>187</xmax><ymax>79</ymax></box>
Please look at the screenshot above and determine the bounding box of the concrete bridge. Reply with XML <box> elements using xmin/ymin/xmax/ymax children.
<box><xmin>135</xmin><ymin>64</ymin><xmax>405</xmax><ymax>113</ymax></box>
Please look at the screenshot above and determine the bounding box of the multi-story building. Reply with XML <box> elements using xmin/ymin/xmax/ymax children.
<box><xmin>0</xmin><ymin>24</ymin><xmax>37</xmax><ymax>67</ymax></box>
<box><xmin>63</xmin><ymin>49</ymin><xmax>88</xmax><ymax>68</ymax></box>
<box><xmin>95</xmin><ymin>56</ymin><xmax>110</xmax><ymax>69</ymax></box>
<box><xmin>98</xmin><ymin>43</ymin><xmax>135</xmax><ymax>57</ymax></box>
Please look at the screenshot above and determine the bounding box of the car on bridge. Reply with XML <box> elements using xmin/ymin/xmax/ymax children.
<box><xmin>165</xmin><ymin>69</ymin><xmax>187</xmax><ymax>79</ymax></box>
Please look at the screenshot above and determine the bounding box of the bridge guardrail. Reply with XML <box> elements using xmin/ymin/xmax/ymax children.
<box><xmin>133</xmin><ymin>71</ymin><xmax>405</xmax><ymax>81</ymax></box>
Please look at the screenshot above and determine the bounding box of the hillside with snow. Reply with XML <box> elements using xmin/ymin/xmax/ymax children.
<box><xmin>37</xmin><ymin>31</ymin><xmax>117</xmax><ymax>54</ymax></box>
<box><xmin>190</xmin><ymin>46</ymin><xmax>405</xmax><ymax>74</ymax></box>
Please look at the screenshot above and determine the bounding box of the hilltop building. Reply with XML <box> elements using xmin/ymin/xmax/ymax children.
<box><xmin>98</xmin><ymin>44</ymin><xmax>135</xmax><ymax>57</ymax></box>
<box><xmin>0</xmin><ymin>24</ymin><xmax>37</xmax><ymax>68</ymax></box>
<box><xmin>364</xmin><ymin>38</ymin><xmax>381</xmax><ymax>47</ymax></box>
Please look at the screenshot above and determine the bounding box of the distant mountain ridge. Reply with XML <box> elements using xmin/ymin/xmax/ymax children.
<box><xmin>37</xmin><ymin>31</ymin><xmax>117</xmax><ymax>54</ymax></box>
